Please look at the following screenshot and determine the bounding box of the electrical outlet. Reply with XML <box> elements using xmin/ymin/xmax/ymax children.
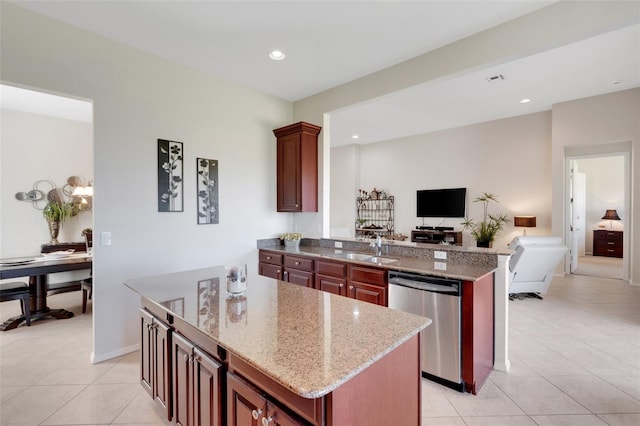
<box><xmin>335</xmin><ymin>241</ymin><xmax>343</xmax><ymax>248</ymax></box>
<box><xmin>434</xmin><ymin>250</ymin><xmax>447</xmax><ymax>260</ymax></box>
<box><xmin>434</xmin><ymin>261</ymin><xmax>447</xmax><ymax>271</ymax></box>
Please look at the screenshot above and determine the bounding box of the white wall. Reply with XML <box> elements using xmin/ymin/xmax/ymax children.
<box><xmin>331</xmin><ymin>112</ymin><xmax>553</xmax><ymax>249</ymax></box>
<box><xmin>1</xmin><ymin>3</ymin><xmax>292</xmax><ymax>361</ymax></box>
<box><xmin>552</xmin><ymin>88</ymin><xmax>639</xmax><ymax>284</ymax></box>
<box><xmin>1</xmin><ymin>109</ymin><xmax>93</xmax><ymax>257</ymax></box>
<box><xmin>575</xmin><ymin>156</ymin><xmax>625</xmax><ymax>253</ymax></box>
<box><xmin>330</xmin><ymin>144</ymin><xmax>359</xmax><ymax>237</ymax></box>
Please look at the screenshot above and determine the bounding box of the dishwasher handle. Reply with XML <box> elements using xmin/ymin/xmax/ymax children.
<box><xmin>389</xmin><ymin>276</ymin><xmax>460</xmax><ymax>295</ymax></box>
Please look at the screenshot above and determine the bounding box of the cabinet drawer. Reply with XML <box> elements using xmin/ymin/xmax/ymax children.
<box><xmin>315</xmin><ymin>260</ymin><xmax>347</xmax><ymax>278</ymax></box>
<box><xmin>594</xmin><ymin>230</ymin><xmax>622</xmax><ymax>241</ymax></box>
<box><xmin>259</xmin><ymin>250</ymin><xmax>283</xmax><ymax>265</ymax></box>
<box><xmin>349</xmin><ymin>265</ymin><xmax>387</xmax><ymax>286</ymax></box>
<box><xmin>284</xmin><ymin>255</ymin><xmax>314</xmax><ymax>272</ymax></box>
<box><xmin>594</xmin><ymin>241</ymin><xmax>622</xmax><ymax>257</ymax></box>
<box><xmin>259</xmin><ymin>263</ymin><xmax>282</xmax><ymax>280</ymax></box>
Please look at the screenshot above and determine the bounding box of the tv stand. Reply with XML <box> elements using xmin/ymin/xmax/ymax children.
<box><xmin>411</xmin><ymin>229</ymin><xmax>462</xmax><ymax>246</ymax></box>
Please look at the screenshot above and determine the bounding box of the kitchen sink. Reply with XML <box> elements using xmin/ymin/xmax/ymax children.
<box><xmin>367</xmin><ymin>256</ymin><xmax>398</xmax><ymax>264</ymax></box>
<box><xmin>326</xmin><ymin>252</ymin><xmax>373</xmax><ymax>261</ymax></box>
<box><xmin>325</xmin><ymin>252</ymin><xmax>398</xmax><ymax>264</ymax></box>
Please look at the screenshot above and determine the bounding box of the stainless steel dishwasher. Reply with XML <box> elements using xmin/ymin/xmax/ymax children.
<box><xmin>388</xmin><ymin>270</ymin><xmax>463</xmax><ymax>391</ymax></box>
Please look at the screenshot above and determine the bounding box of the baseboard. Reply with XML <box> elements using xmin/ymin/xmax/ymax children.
<box><xmin>494</xmin><ymin>360</ymin><xmax>511</xmax><ymax>373</ymax></box>
<box><xmin>91</xmin><ymin>343</ymin><xmax>140</xmax><ymax>364</ymax></box>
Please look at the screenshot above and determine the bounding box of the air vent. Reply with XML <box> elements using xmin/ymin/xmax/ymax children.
<box><xmin>486</xmin><ymin>74</ymin><xmax>505</xmax><ymax>82</ymax></box>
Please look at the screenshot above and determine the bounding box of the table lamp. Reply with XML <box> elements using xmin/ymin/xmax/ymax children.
<box><xmin>514</xmin><ymin>216</ymin><xmax>536</xmax><ymax>235</ymax></box>
<box><xmin>601</xmin><ymin>209</ymin><xmax>621</xmax><ymax>230</ymax></box>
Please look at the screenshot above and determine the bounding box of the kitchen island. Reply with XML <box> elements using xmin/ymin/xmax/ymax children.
<box><xmin>125</xmin><ymin>266</ymin><xmax>430</xmax><ymax>425</ymax></box>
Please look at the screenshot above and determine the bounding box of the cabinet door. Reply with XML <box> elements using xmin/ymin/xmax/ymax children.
<box><xmin>193</xmin><ymin>347</ymin><xmax>222</xmax><ymax>426</ymax></box>
<box><xmin>140</xmin><ymin>309</ymin><xmax>154</xmax><ymax>397</ymax></box>
<box><xmin>277</xmin><ymin>133</ymin><xmax>302</xmax><ymax>212</ymax></box>
<box><xmin>227</xmin><ymin>373</ymin><xmax>266</xmax><ymax>426</ymax></box>
<box><xmin>348</xmin><ymin>281</ymin><xmax>386</xmax><ymax>306</ymax></box>
<box><xmin>153</xmin><ymin>318</ymin><xmax>172</xmax><ymax>420</ymax></box>
<box><xmin>316</xmin><ymin>273</ymin><xmax>346</xmax><ymax>296</ymax></box>
<box><xmin>285</xmin><ymin>269</ymin><xmax>314</xmax><ymax>288</ymax></box>
<box><xmin>173</xmin><ymin>333</ymin><xmax>195</xmax><ymax>426</ymax></box>
<box><xmin>259</xmin><ymin>263</ymin><xmax>282</xmax><ymax>280</ymax></box>
<box><xmin>264</xmin><ymin>401</ymin><xmax>305</xmax><ymax>426</ymax></box>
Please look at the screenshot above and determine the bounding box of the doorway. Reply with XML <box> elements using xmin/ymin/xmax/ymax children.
<box><xmin>565</xmin><ymin>143</ymin><xmax>630</xmax><ymax>281</ymax></box>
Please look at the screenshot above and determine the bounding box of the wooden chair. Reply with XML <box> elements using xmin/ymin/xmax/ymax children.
<box><xmin>0</xmin><ymin>282</ymin><xmax>31</xmax><ymax>326</ymax></box>
<box><xmin>81</xmin><ymin>277</ymin><xmax>92</xmax><ymax>313</ymax></box>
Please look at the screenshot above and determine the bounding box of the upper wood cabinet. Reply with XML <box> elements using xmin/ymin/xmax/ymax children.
<box><xmin>273</xmin><ymin>122</ymin><xmax>321</xmax><ymax>212</ymax></box>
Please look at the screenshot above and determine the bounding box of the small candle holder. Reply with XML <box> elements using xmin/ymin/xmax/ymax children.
<box><xmin>225</xmin><ymin>263</ymin><xmax>247</xmax><ymax>296</ymax></box>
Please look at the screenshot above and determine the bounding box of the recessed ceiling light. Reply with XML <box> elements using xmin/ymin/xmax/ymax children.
<box><xmin>520</xmin><ymin>98</ymin><xmax>531</xmax><ymax>104</ymax></box>
<box><xmin>352</xmin><ymin>134</ymin><xmax>359</xmax><ymax>139</ymax></box>
<box><xmin>269</xmin><ymin>50</ymin><xmax>286</xmax><ymax>61</ymax></box>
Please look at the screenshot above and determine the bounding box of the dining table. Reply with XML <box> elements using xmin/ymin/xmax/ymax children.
<box><xmin>0</xmin><ymin>253</ymin><xmax>92</xmax><ymax>330</ymax></box>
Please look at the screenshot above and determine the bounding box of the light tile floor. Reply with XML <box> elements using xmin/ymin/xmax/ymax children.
<box><xmin>1</xmin><ymin>273</ymin><xmax>639</xmax><ymax>425</ymax></box>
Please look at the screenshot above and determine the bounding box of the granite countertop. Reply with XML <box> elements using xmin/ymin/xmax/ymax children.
<box><xmin>262</xmin><ymin>245</ymin><xmax>496</xmax><ymax>282</ymax></box>
<box><xmin>125</xmin><ymin>266</ymin><xmax>430</xmax><ymax>399</ymax></box>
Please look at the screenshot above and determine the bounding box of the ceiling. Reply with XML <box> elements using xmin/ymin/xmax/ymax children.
<box><xmin>6</xmin><ymin>1</ymin><xmax>640</xmax><ymax>146</ymax></box>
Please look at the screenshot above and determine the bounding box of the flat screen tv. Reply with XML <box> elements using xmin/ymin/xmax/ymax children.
<box><xmin>417</xmin><ymin>188</ymin><xmax>467</xmax><ymax>218</ymax></box>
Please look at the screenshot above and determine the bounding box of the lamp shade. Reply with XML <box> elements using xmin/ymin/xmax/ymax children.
<box><xmin>601</xmin><ymin>209</ymin><xmax>620</xmax><ymax>221</ymax></box>
<box><xmin>514</xmin><ymin>216</ymin><xmax>536</xmax><ymax>227</ymax></box>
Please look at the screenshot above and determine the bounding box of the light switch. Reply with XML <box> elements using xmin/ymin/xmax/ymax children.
<box><xmin>434</xmin><ymin>250</ymin><xmax>447</xmax><ymax>260</ymax></box>
<box><xmin>335</xmin><ymin>241</ymin><xmax>343</xmax><ymax>248</ymax></box>
<box><xmin>101</xmin><ymin>231</ymin><xmax>112</xmax><ymax>246</ymax></box>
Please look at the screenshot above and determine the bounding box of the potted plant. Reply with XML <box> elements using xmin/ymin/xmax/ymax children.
<box><xmin>280</xmin><ymin>232</ymin><xmax>303</xmax><ymax>248</ymax></box>
<box><xmin>42</xmin><ymin>202</ymin><xmax>74</xmax><ymax>244</ymax></box>
<box><xmin>461</xmin><ymin>193</ymin><xmax>509</xmax><ymax>248</ymax></box>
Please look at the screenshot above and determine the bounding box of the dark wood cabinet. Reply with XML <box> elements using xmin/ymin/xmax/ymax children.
<box><xmin>315</xmin><ymin>259</ymin><xmax>348</xmax><ymax>297</ymax></box>
<box><xmin>283</xmin><ymin>255</ymin><xmax>314</xmax><ymax>288</ymax></box>
<box><xmin>259</xmin><ymin>251</ymin><xmax>283</xmax><ymax>280</ymax></box>
<box><xmin>593</xmin><ymin>230</ymin><xmax>623</xmax><ymax>258</ymax></box>
<box><xmin>273</xmin><ymin>122</ymin><xmax>321</xmax><ymax>212</ymax></box>
<box><xmin>173</xmin><ymin>333</ymin><xmax>223</xmax><ymax>426</ymax></box>
<box><xmin>348</xmin><ymin>265</ymin><xmax>387</xmax><ymax>306</ymax></box>
<box><xmin>259</xmin><ymin>251</ymin><xmax>389</xmax><ymax>306</ymax></box>
<box><xmin>227</xmin><ymin>372</ymin><xmax>304</xmax><ymax>426</ymax></box>
<box><xmin>259</xmin><ymin>250</ymin><xmax>314</xmax><ymax>287</ymax></box>
<box><xmin>461</xmin><ymin>273</ymin><xmax>494</xmax><ymax>395</ymax></box>
<box><xmin>140</xmin><ymin>309</ymin><xmax>172</xmax><ymax>420</ymax></box>
<box><xmin>411</xmin><ymin>230</ymin><xmax>462</xmax><ymax>245</ymax></box>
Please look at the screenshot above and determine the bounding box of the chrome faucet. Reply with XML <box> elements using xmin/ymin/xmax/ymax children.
<box><xmin>370</xmin><ymin>234</ymin><xmax>383</xmax><ymax>256</ymax></box>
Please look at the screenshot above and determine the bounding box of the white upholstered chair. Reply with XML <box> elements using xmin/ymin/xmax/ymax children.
<box><xmin>508</xmin><ymin>236</ymin><xmax>568</xmax><ymax>299</ymax></box>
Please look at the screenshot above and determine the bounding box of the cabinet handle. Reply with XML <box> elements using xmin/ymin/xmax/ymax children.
<box><xmin>349</xmin><ymin>285</ymin><xmax>354</xmax><ymax>290</ymax></box>
<box><xmin>295</xmin><ymin>204</ymin><xmax>299</xmax><ymax>207</ymax></box>
<box><xmin>266</xmin><ymin>256</ymin><xmax>271</xmax><ymax>260</ymax></box>
<box><xmin>252</xmin><ymin>409</ymin><xmax>263</xmax><ymax>420</ymax></box>
<box><xmin>295</xmin><ymin>261</ymin><xmax>300</xmax><ymax>265</ymax></box>
<box><xmin>339</xmin><ymin>283</ymin><xmax>344</xmax><ymax>288</ymax></box>
<box><xmin>262</xmin><ymin>416</ymin><xmax>273</xmax><ymax>426</ymax></box>
<box><xmin>183</xmin><ymin>354</ymin><xmax>189</xmax><ymax>362</ymax></box>
<box><xmin>608</xmin><ymin>242</ymin><xmax>615</xmax><ymax>245</ymax></box>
